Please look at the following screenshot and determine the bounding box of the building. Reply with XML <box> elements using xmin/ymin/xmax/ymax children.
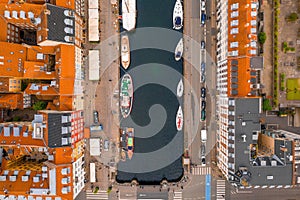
<box><xmin>213</xmin><ymin>0</ymin><xmax>300</xmax><ymax>187</ymax></box>
<box><xmin>0</xmin><ymin>0</ymin><xmax>86</xmax><ymax>199</ymax></box>
<box><xmin>217</xmin><ymin>98</ymin><xmax>300</xmax><ymax>187</ymax></box>
<box><xmin>0</xmin><ymin>1</ymin><xmax>84</xmax><ymax>111</ymax></box>
<box><xmin>0</xmin><ymin>110</ymin><xmax>85</xmax><ymax>199</ymax></box>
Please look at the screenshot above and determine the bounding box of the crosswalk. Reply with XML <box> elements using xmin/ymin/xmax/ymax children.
<box><xmin>86</xmin><ymin>189</ymin><xmax>108</xmax><ymax>200</ymax></box>
<box><xmin>216</xmin><ymin>180</ymin><xmax>226</xmax><ymax>200</ymax></box>
<box><xmin>173</xmin><ymin>191</ymin><xmax>182</xmax><ymax>200</ymax></box>
<box><xmin>191</xmin><ymin>166</ymin><xmax>211</xmax><ymax>175</ymax></box>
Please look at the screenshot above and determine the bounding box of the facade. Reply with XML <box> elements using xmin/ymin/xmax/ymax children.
<box><xmin>0</xmin><ymin>0</ymin><xmax>86</xmax><ymax>199</ymax></box>
<box><xmin>217</xmin><ymin>98</ymin><xmax>300</xmax><ymax>187</ymax></box>
<box><xmin>0</xmin><ymin>111</ymin><xmax>85</xmax><ymax>199</ymax></box>
<box><xmin>215</xmin><ymin>0</ymin><xmax>299</xmax><ymax>187</ymax></box>
<box><xmin>0</xmin><ymin>1</ymin><xmax>84</xmax><ymax>111</ymax></box>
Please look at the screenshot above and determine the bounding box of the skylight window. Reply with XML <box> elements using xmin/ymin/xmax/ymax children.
<box><xmin>231</xmin><ymin>3</ymin><xmax>239</xmax><ymax>10</ymax></box>
<box><xmin>231</xmin><ymin>20</ymin><xmax>239</xmax><ymax>26</ymax></box>
<box><xmin>251</xmin><ymin>20</ymin><xmax>256</xmax><ymax>26</ymax></box>
<box><xmin>232</xmin><ymin>50</ymin><xmax>238</xmax><ymax>56</ymax></box>
<box><xmin>251</xmin><ymin>11</ymin><xmax>257</xmax><ymax>17</ymax></box>
<box><xmin>250</xmin><ymin>28</ymin><xmax>257</xmax><ymax>33</ymax></box>
<box><xmin>230</xmin><ymin>28</ymin><xmax>239</xmax><ymax>34</ymax></box>
<box><xmin>250</xmin><ymin>50</ymin><xmax>257</xmax><ymax>55</ymax></box>
<box><xmin>231</xmin><ymin>11</ymin><xmax>239</xmax><ymax>18</ymax></box>
<box><xmin>230</xmin><ymin>42</ymin><xmax>239</xmax><ymax>48</ymax></box>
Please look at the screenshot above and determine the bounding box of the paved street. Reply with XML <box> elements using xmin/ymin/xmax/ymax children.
<box><xmin>229</xmin><ymin>187</ymin><xmax>300</xmax><ymax>200</ymax></box>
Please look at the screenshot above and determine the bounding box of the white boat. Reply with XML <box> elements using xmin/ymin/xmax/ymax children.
<box><xmin>173</xmin><ymin>0</ymin><xmax>183</xmax><ymax>30</ymax></box>
<box><xmin>174</xmin><ymin>38</ymin><xmax>183</xmax><ymax>61</ymax></box>
<box><xmin>122</xmin><ymin>0</ymin><xmax>136</xmax><ymax>31</ymax></box>
<box><xmin>177</xmin><ymin>79</ymin><xmax>183</xmax><ymax>97</ymax></box>
<box><xmin>176</xmin><ymin>106</ymin><xmax>183</xmax><ymax>131</ymax></box>
<box><xmin>121</xmin><ymin>35</ymin><xmax>130</xmax><ymax>69</ymax></box>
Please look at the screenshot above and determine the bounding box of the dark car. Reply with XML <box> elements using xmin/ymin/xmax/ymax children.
<box><xmin>201</xmin><ymin>109</ymin><xmax>206</xmax><ymax>121</ymax></box>
<box><xmin>93</xmin><ymin>110</ymin><xmax>99</xmax><ymax>124</ymax></box>
<box><xmin>201</xmin><ymin>41</ymin><xmax>206</xmax><ymax>49</ymax></box>
<box><xmin>201</xmin><ymin>13</ymin><xmax>206</xmax><ymax>25</ymax></box>
<box><xmin>201</xmin><ymin>144</ymin><xmax>206</xmax><ymax>156</ymax></box>
<box><xmin>201</xmin><ymin>100</ymin><xmax>206</xmax><ymax>109</ymax></box>
<box><xmin>201</xmin><ymin>62</ymin><xmax>206</xmax><ymax>73</ymax></box>
<box><xmin>201</xmin><ymin>74</ymin><xmax>206</xmax><ymax>83</ymax></box>
<box><xmin>201</xmin><ymin>87</ymin><xmax>206</xmax><ymax>98</ymax></box>
<box><xmin>201</xmin><ymin>155</ymin><xmax>206</xmax><ymax>166</ymax></box>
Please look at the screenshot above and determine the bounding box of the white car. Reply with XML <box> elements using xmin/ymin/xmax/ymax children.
<box><xmin>201</xmin><ymin>1</ymin><xmax>206</xmax><ymax>12</ymax></box>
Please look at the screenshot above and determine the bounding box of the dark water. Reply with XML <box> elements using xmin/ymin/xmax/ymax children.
<box><xmin>117</xmin><ymin>0</ymin><xmax>183</xmax><ymax>184</ymax></box>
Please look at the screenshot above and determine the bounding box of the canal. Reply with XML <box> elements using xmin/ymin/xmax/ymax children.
<box><xmin>117</xmin><ymin>0</ymin><xmax>184</xmax><ymax>184</ymax></box>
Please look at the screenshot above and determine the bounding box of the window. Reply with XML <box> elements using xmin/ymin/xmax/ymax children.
<box><xmin>230</xmin><ymin>42</ymin><xmax>238</xmax><ymax>48</ymax></box>
<box><xmin>232</xmin><ymin>50</ymin><xmax>238</xmax><ymax>56</ymax></box>
<box><xmin>231</xmin><ymin>20</ymin><xmax>238</xmax><ymax>26</ymax></box>
<box><xmin>231</xmin><ymin>11</ymin><xmax>238</xmax><ymax>18</ymax></box>
<box><xmin>230</xmin><ymin>28</ymin><xmax>238</xmax><ymax>34</ymax></box>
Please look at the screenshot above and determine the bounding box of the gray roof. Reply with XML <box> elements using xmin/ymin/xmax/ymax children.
<box><xmin>47</xmin><ymin>113</ymin><xmax>72</xmax><ymax>148</ymax></box>
<box><xmin>233</xmin><ymin>98</ymin><xmax>293</xmax><ymax>185</ymax></box>
<box><xmin>46</xmin><ymin>4</ymin><xmax>75</xmax><ymax>44</ymax></box>
<box><xmin>250</xmin><ymin>56</ymin><xmax>264</xmax><ymax>69</ymax></box>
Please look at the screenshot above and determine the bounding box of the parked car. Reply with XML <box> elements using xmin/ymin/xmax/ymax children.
<box><xmin>201</xmin><ymin>0</ymin><xmax>206</xmax><ymax>11</ymax></box>
<box><xmin>201</xmin><ymin>144</ymin><xmax>206</xmax><ymax>156</ymax></box>
<box><xmin>93</xmin><ymin>110</ymin><xmax>99</xmax><ymax>124</ymax></box>
<box><xmin>104</xmin><ymin>139</ymin><xmax>109</xmax><ymax>151</ymax></box>
<box><xmin>201</xmin><ymin>13</ymin><xmax>206</xmax><ymax>25</ymax></box>
<box><xmin>201</xmin><ymin>62</ymin><xmax>206</xmax><ymax>73</ymax></box>
<box><xmin>201</xmin><ymin>87</ymin><xmax>206</xmax><ymax>98</ymax></box>
<box><xmin>201</xmin><ymin>40</ymin><xmax>206</xmax><ymax>49</ymax></box>
<box><xmin>201</xmin><ymin>73</ymin><xmax>206</xmax><ymax>83</ymax></box>
<box><xmin>201</xmin><ymin>100</ymin><xmax>206</xmax><ymax>109</ymax></box>
<box><xmin>201</xmin><ymin>155</ymin><xmax>206</xmax><ymax>166</ymax></box>
<box><xmin>201</xmin><ymin>109</ymin><xmax>206</xmax><ymax>121</ymax></box>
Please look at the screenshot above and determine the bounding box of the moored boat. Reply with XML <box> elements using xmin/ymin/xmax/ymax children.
<box><xmin>176</xmin><ymin>106</ymin><xmax>183</xmax><ymax>131</ymax></box>
<box><xmin>122</xmin><ymin>0</ymin><xmax>136</xmax><ymax>31</ymax></box>
<box><xmin>177</xmin><ymin>79</ymin><xmax>183</xmax><ymax>97</ymax></box>
<box><xmin>121</xmin><ymin>35</ymin><xmax>130</xmax><ymax>69</ymax></box>
<box><xmin>174</xmin><ymin>38</ymin><xmax>183</xmax><ymax>61</ymax></box>
<box><xmin>173</xmin><ymin>0</ymin><xmax>183</xmax><ymax>30</ymax></box>
<box><xmin>127</xmin><ymin>128</ymin><xmax>134</xmax><ymax>159</ymax></box>
<box><xmin>120</xmin><ymin>74</ymin><xmax>133</xmax><ymax>118</ymax></box>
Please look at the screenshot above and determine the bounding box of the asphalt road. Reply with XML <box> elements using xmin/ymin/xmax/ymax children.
<box><xmin>229</xmin><ymin>187</ymin><xmax>300</xmax><ymax>200</ymax></box>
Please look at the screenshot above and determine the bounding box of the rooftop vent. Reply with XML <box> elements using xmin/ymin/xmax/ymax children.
<box><xmin>241</xmin><ymin>134</ymin><xmax>246</xmax><ymax>142</ymax></box>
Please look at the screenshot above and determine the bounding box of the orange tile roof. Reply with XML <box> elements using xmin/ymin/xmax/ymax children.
<box><xmin>227</xmin><ymin>0</ymin><xmax>258</xmax><ymax>97</ymax></box>
<box><xmin>55</xmin><ymin>0</ymin><xmax>75</xmax><ymax>10</ymax></box>
<box><xmin>0</xmin><ymin>93</ymin><xmax>23</xmax><ymax>109</ymax></box>
<box><xmin>0</xmin><ymin>42</ymin><xmax>27</xmax><ymax>77</ymax></box>
<box><xmin>0</xmin><ymin>77</ymin><xmax>10</xmax><ymax>92</ymax></box>
<box><xmin>25</xmin><ymin>83</ymin><xmax>59</xmax><ymax>95</ymax></box>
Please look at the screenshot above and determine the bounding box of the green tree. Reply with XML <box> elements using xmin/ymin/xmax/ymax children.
<box><xmin>33</xmin><ymin>101</ymin><xmax>47</xmax><ymax>111</ymax></box>
<box><xmin>287</xmin><ymin>13</ymin><xmax>298</xmax><ymax>22</ymax></box>
<box><xmin>258</xmin><ymin>32</ymin><xmax>267</xmax><ymax>44</ymax></box>
<box><xmin>13</xmin><ymin>116</ymin><xmax>21</xmax><ymax>121</ymax></box>
<box><xmin>263</xmin><ymin>99</ymin><xmax>272</xmax><ymax>111</ymax></box>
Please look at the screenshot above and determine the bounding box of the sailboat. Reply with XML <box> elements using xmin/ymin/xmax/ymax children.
<box><xmin>177</xmin><ymin>79</ymin><xmax>183</xmax><ymax>97</ymax></box>
<box><xmin>176</xmin><ymin>106</ymin><xmax>183</xmax><ymax>131</ymax></box>
<box><xmin>121</xmin><ymin>35</ymin><xmax>130</xmax><ymax>69</ymax></box>
<box><xmin>173</xmin><ymin>0</ymin><xmax>183</xmax><ymax>30</ymax></box>
<box><xmin>174</xmin><ymin>38</ymin><xmax>183</xmax><ymax>61</ymax></box>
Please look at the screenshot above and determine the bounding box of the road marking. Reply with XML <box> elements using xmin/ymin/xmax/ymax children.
<box><xmin>216</xmin><ymin>180</ymin><xmax>226</xmax><ymax>200</ymax></box>
<box><xmin>86</xmin><ymin>190</ymin><xmax>108</xmax><ymax>200</ymax></box>
<box><xmin>174</xmin><ymin>191</ymin><xmax>182</xmax><ymax>200</ymax></box>
<box><xmin>191</xmin><ymin>166</ymin><xmax>211</xmax><ymax>175</ymax></box>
